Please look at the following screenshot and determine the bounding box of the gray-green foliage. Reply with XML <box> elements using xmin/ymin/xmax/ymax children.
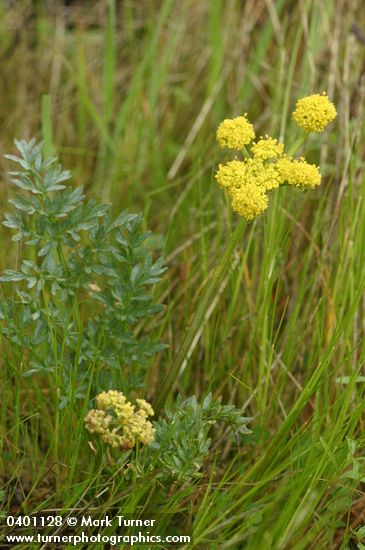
<box><xmin>148</xmin><ymin>393</ymin><xmax>252</xmax><ymax>481</ymax></box>
<box><xmin>0</xmin><ymin>139</ymin><xmax>166</xmax><ymax>405</ymax></box>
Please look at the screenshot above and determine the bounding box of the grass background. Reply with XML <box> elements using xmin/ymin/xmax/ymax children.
<box><xmin>1</xmin><ymin>0</ymin><xmax>365</xmax><ymax>548</ymax></box>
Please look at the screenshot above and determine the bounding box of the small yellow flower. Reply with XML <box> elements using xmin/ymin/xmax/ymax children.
<box><xmin>102</xmin><ymin>427</ymin><xmax>124</xmax><ymax>448</ymax></box>
<box><xmin>216</xmin><ymin>158</ymin><xmax>284</xmax><ymax>194</ymax></box>
<box><xmin>216</xmin><ymin>115</ymin><xmax>255</xmax><ymax>149</ymax></box>
<box><xmin>276</xmin><ymin>156</ymin><xmax>321</xmax><ymax>188</ymax></box>
<box><xmin>215</xmin><ymin>100</ymin><xmax>332</xmax><ymax>219</ymax></box>
<box><xmin>84</xmin><ymin>409</ymin><xmax>111</xmax><ymax>434</ymax></box>
<box><xmin>229</xmin><ymin>183</ymin><xmax>268</xmax><ymax>221</ymax></box>
<box><xmin>251</xmin><ymin>136</ymin><xmax>284</xmax><ymax>160</ymax></box>
<box><xmin>261</xmin><ymin>163</ymin><xmax>285</xmax><ymax>191</ymax></box>
<box><xmin>96</xmin><ymin>390</ymin><xmax>128</xmax><ymax>414</ymax></box>
<box><xmin>85</xmin><ymin>390</ymin><xmax>155</xmax><ymax>450</ymax></box>
<box><xmin>216</xmin><ymin>160</ymin><xmax>247</xmax><ymax>190</ymax></box>
<box><xmin>138</xmin><ymin>422</ymin><xmax>155</xmax><ymax>445</ymax></box>
<box><xmin>136</xmin><ymin>398</ymin><xmax>155</xmax><ymax>417</ymax></box>
<box><xmin>292</xmin><ymin>93</ymin><xmax>337</xmax><ymax>132</ymax></box>
<box><xmin>242</xmin><ymin>158</ymin><xmax>284</xmax><ymax>191</ymax></box>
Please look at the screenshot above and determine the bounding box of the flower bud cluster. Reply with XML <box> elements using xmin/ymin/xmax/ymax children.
<box><xmin>85</xmin><ymin>390</ymin><xmax>155</xmax><ymax>450</ymax></box>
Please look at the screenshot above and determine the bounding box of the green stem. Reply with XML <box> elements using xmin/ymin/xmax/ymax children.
<box><xmin>286</xmin><ymin>132</ymin><xmax>309</xmax><ymax>156</ymax></box>
<box><xmin>154</xmin><ymin>217</ymin><xmax>246</xmax><ymax>414</ymax></box>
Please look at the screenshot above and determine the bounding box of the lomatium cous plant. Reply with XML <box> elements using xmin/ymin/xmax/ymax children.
<box><xmin>0</xmin><ymin>94</ymin><xmax>336</xmax><ymax>495</ymax></box>
<box><xmin>0</xmin><ymin>139</ymin><xmax>251</xmax><ymax>487</ymax></box>
<box><xmin>216</xmin><ymin>92</ymin><xmax>336</xmax><ymax>220</ymax></box>
<box><xmin>1</xmin><ymin>1</ymin><xmax>363</xmax><ymax>545</ymax></box>
<box><xmin>0</xmin><ymin>93</ymin><xmax>337</xmax><ymax>545</ymax></box>
<box><xmin>155</xmin><ymin>92</ymin><xmax>337</xmax><ymax>412</ymax></box>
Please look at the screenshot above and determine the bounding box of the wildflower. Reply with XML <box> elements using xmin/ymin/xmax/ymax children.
<box><xmin>96</xmin><ymin>390</ymin><xmax>135</xmax><ymax>419</ymax></box>
<box><xmin>261</xmin><ymin>163</ymin><xmax>285</xmax><ymax>191</ymax></box>
<box><xmin>216</xmin><ymin>160</ymin><xmax>247</xmax><ymax>190</ymax></box>
<box><xmin>84</xmin><ymin>409</ymin><xmax>122</xmax><ymax>447</ymax></box>
<box><xmin>84</xmin><ymin>409</ymin><xmax>111</xmax><ymax>435</ymax></box>
<box><xmin>251</xmin><ymin>136</ymin><xmax>284</xmax><ymax>160</ymax></box>
<box><xmin>242</xmin><ymin>158</ymin><xmax>284</xmax><ymax>191</ymax></box>
<box><xmin>96</xmin><ymin>389</ymin><xmax>126</xmax><ymax>410</ymax></box>
<box><xmin>215</xmin><ymin>97</ymin><xmax>334</xmax><ymax>220</ymax></box>
<box><xmin>277</xmin><ymin>156</ymin><xmax>321</xmax><ymax>188</ymax></box>
<box><xmin>216</xmin><ymin>158</ymin><xmax>283</xmax><ymax>195</ymax></box>
<box><xmin>216</xmin><ymin>115</ymin><xmax>255</xmax><ymax>149</ymax></box>
<box><xmin>229</xmin><ymin>183</ymin><xmax>268</xmax><ymax>221</ymax></box>
<box><xmin>85</xmin><ymin>390</ymin><xmax>155</xmax><ymax>450</ymax></box>
<box><xmin>136</xmin><ymin>398</ymin><xmax>155</xmax><ymax>417</ymax></box>
<box><xmin>292</xmin><ymin>93</ymin><xmax>337</xmax><ymax>132</ymax></box>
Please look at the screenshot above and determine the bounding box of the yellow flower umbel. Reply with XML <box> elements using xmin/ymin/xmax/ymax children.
<box><xmin>292</xmin><ymin>93</ymin><xmax>337</xmax><ymax>132</ymax></box>
<box><xmin>216</xmin><ymin>160</ymin><xmax>247</xmax><ymax>190</ymax></box>
<box><xmin>85</xmin><ymin>390</ymin><xmax>155</xmax><ymax>450</ymax></box>
<box><xmin>216</xmin><ymin>158</ymin><xmax>283</xmax><ymax>193</ymax></box>
<box><xmin>251</xmin><ymin>136</ymin><xmax>284</xmax><ymax>160</ymax></box>
<box><xmin>242</xmin><ymin>158</ymin><xmax>284</xmax><ymax>191</ymax></box>
<box><xmin>230</xmin><ymin>182</ymin><xmax>268</xmax><ymax>221</ymax></box>
<box><xmin>216</xmin><ymin>115</ymin><xmax>255</xmax><ymax>149</ymax></box>
<box><xmin>215</xmin><ymin>157</ymin><xmax>286</xmax><ymax>221</ymax></box>
<box><xmin>215</xmin><ymin>154</ymin><xmax>286</xmax><ymax>220</ymax></box>
<box><xmin>215</xmin><ymin>96</ymin><xmax>335</xmax><ymax>221</ymax></box>
<box><xmin>276</xmin><ymin>157</ymin><xmax>321</xmax><ymax>188</ymax></box>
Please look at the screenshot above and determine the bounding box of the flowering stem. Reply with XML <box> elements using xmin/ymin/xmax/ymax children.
<box><xmin>154</xmin><ymin>217</ymin><xmax>246</xmax><ymax>414</ymax></box>
<box><xmin>286</xmin><ymin>132</ymin><xmax>309</xmax><ymax>156</ymax></box>
<box><xmin>242</xmin><ymin>146</ymin><xmax>251</xmax><ymax>159</ymax></box>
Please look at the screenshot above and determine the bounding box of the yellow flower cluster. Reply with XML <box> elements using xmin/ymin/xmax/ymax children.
<box><xmin>216</xmin><ymin>156</ymin><xmax>286</xmax><ymax>220</ymax></box>
<box><xmin>85</xmin><ymin>390</ymin><xmax>155</xmax><ymax>450</ymax></box>
<box><xmin>251</xmin><ymin>136</ymin><xmax>284</xmax><ymax>160</ymax></box>
<box><xmin>230</xmin><ymin>182</ymin><xmax>268</xmax><ymax>220</ymax></box>
<box><xmin>216</xmin><ymin>115</ymin><xmax>255</xmax><ymax>150</ymax></box>
<box><xmin>216</xmin><ymin>160</ymin><xmax>246</xmax><ymax>190</ymax></box>
<box><xmin>292</xmin><ymin>93</ymin><xmax>337</xmax><ymax>132</ymax></box>
<box><xmin>215</xmin><ymin>94</ymin><xmax>336</xmax><ymax>220</ymax></box>
<box><xmin>276</xmin><ymin>157</ymin><xmax>321</xmax><ymax>189</ymax></box>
